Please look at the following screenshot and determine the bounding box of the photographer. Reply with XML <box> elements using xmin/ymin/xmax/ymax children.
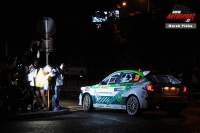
<box><xmin>50</xmin><ymin>63</ymin><xmax>66</xmax><ymax>111</ymax></box>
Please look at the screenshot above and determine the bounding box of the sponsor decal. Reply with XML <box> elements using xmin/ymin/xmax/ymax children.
<box><xmin>99</xmin><ymin>92</ymin><xmax>112</xmax><ymax>94</ymax></box>
<box><xmin>116</xmin><ymin>93</ymin><xmax>122</xmax><ymax>102</ymax></box>
<box><xmin>99</xmin><ymin>85</ymin><xmax>109</xmax><ymax>89</ymax></box>
<box><xmin>114</xmin><ymin>88</ymin><xmax>124</xmax><ymax>91</ymax></box>
<box><xmin>138</xmin><ymin>78</ymin><xmax>146</xmax><ymax>83</ymax></box>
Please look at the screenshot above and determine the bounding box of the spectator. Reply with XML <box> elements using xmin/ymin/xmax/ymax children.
<box><xmin>0</xmin><ymin>54</ymin><xmax>18</xmax><ymax>86</ymax></box>
<box><xmin>50</xmin><ymin>63</ymin><xmax>66</xmax><ymax>111</ymax></box>
<box><xmin>35</xmin><ymin>65</ymin><xmax>52</xmax><ymax>111</ymax></box>
<box><xmin>27</xmin><ymin>61</ymin><xmax>37</xmax><ymax>112</ymax></box>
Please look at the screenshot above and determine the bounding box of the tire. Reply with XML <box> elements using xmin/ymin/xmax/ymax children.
<box><xmin>126</xmin><ymin>95</ymin><xmax>141</xmax><ymax>116</ymax></box>
<box><xmin>83</xmin><ymin>94</ymin><xmax>93</xmax><ymax>112</ymax></box>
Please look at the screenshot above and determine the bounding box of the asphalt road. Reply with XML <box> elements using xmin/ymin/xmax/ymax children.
<box><xmin>1</xmin><ymin>95</ymin><xmax>200</xmax><ymax>133</ymax></box>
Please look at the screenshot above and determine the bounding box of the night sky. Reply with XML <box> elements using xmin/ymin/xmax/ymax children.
<box><xmin>1</xmin><ymin>0</ymin><xmax>200</xmax><ymax>63</ymax></box>
<box><xmin>1</xmin><ymin>1</ymin><xmax>117</xmax><ymax>45</ymax></box>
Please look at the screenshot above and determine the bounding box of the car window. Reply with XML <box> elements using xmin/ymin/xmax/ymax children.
<box><xmin>102</xmin><ymin>73</ymin><xmax>121</xmax><ymax>85</ymax></box>
<box><xmin>120</xmin><ymin>73</ymin><xmax>133</xmax><ymax>83</ymax></box>
<box><xmin>166</xmin><ymin>75</ymin><xmax>181</xmax><ymax>84</ymax></box>
<box><xmin>109</xmin><ymin>77</ymin><xmax>117</xmax><ymax>84</ymax></box>
<box><xmin>147</xmin><ymin>74</ymin><xmax>181</xmax><ymax>84</ymax></box>
<box><xmin>101</xmin><ymin>78</ymin><xmax>109</xmax><ymax>85</ymax></box>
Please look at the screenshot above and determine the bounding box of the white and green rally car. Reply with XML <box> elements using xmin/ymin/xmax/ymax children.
<box><xmin>79</xmin><ymin>70</ymin><xmax>188</xmax><ymax>116</ymax></box>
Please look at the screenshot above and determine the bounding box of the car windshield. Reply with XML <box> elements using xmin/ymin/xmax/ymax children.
<box><xmin>147</xmin><ymin>74</ymin><xmax>181</xmax><ymax>84</ymax></box>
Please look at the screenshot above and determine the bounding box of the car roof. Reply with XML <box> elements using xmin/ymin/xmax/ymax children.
<box><xmin>112</xmin><ymin>69</ymin><xmax>150</xmax><ymax>77</ymax></box>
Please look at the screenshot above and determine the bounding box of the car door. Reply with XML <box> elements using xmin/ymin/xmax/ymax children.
<box><xmin>108</xmin><ymin>72</ymin><xmax>143</xmax><ymax>106</ymax></box>
<box><xmin>105</xmin><ymin>72</ymin><xmax>134</xmax><ymax>109</ymax></box>
<box><xmin>93</xmin><ymin>72</ymin><xmax>121</xmax><ymax>108</ymax></box>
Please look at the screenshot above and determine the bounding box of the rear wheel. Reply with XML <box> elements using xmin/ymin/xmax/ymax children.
<box><xmin>83</xmin><ymin>94</ymin><xmax>93</xmax><ymax>112</ymax></box>
<box><xmin>126</xmin><ymin>95</ymin><xmax>141</xmax><ymax>116</ymax></box>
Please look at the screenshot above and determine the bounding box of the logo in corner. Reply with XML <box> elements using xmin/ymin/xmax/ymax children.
<box><xmin>166</xmin><ymin>4</ymin><xmax>196</xmax><ymax>22</ymax></box>
<box><xmin>165</xmin><ymin>4</ymin><xmax>197</xmax><ymax>29</ymax></box>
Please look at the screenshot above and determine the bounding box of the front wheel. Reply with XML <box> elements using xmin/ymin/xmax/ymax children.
<box><xmin>126</xmin><ymin>95</ymin><xmax>141</xmax><ymax>116</ymax></box>
<box><xmin>83</xmin><ymin>94</ymin><xmax>93</xmax><ymax>112</ymax></box>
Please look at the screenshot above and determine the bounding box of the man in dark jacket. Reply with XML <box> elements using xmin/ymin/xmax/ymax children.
<box><xmin>50</xmin><ymin>63</ymin><xmax>66</xmax><ymax>111</ymax></box>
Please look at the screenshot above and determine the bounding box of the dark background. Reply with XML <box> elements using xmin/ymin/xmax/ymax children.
<box><xmin>1</xmin><ymin>0</ymin><xmax>199</xmax><ymax>50</ymax></box>
<box><xmin>0</xmin><ymin>0</ymin><xmax>200</xmax><ymax>80</ymax></box>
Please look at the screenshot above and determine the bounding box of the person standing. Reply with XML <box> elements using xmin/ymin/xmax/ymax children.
<box><xmin>50</xmin><ymin>63</ymin><xmax>66</xmax><ymax>111</ymax></box>
<box><xmin>0</xmin><ymin>54</ymin><xmax>18</xmax><ymax>86</ymax></box>
<box><xmin>35</xmin><ymin>65</ymin><xmax>52</xmax><ymax>111</ymax></box>
<box><xmin>27</xmin><ymin>61</ymin><xmax>37</xmax><ymax>112</ymax></box>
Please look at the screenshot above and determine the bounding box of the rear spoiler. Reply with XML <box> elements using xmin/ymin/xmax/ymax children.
<box><xmin>143</xmin><ymin>71</ymin><xmax>150</xmax><ymax>76</ymax></box>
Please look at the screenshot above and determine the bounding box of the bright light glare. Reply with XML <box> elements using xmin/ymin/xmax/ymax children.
<box><xmin>147</xmin><ymin>85</ymin><xmax>154</xmax><ymax>91</ymax></box>
<box><xmin>163</xmin><ymin>87</ymin><xmax>169</xmax><ymax>91</ymax></box>
<box><xmin>171</xmin><ymin>87</ymin><xmax>176</xmax><ymax>91</ymax></box>
<box><xmin>122</xmin><ymin>2</ymin><xmax>126</xmax><ymax>6</ymax></box>
<box><xmin>183</xmin><ymin>86</ymin><xmax>187</xmax><ymax>92</ymax></box>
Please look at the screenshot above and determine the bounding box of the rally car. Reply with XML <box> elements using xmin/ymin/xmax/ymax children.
<box><xmin>79</xmin><ymin>70</ymin><xmax>188</xmax><ymax>116</ymax></box>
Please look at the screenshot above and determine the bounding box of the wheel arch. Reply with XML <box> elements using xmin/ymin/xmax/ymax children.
<box><xmin>126</xmin><ymin>94</ymin><xmax>141</xmax><ymax>106</ymax></box>
<box><xmin>125</xmin><ymin>94</ymin><xmax>142</xmax><ymax>116</ymax></box>
<box><xmin>82</xmin><ymin>92</ymin><xmax>93</xmax><ymax>105</ymax></box>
